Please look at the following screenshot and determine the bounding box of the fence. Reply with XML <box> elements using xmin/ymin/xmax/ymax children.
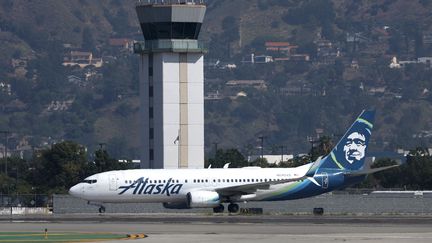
<box><xmin>53</xmin><ymin>191</ymin><xmax>432</xmax><ymax>215</ymax></box>
<box><xmin>0</xmin><ymin>194</ymin><xmax>51</xmax><ymax>208</ymax></box>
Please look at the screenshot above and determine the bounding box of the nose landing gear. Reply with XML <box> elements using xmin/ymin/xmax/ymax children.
<box><xmin>98</xmin><ymin>206</ymin><xmax>106</xmax><ymax>214</ymax></box>
<box><xmin>87</xmin><ymin>201</ymin><xmax>106</xmax><ymax>214</ymax></box>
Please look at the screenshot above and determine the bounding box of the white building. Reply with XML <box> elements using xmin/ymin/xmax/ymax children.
<box><xmin>248</xmin><ymin>155</ymin><xmax>294</xmax><ymax>165</ymax></box>
<box><xmin>135</xmin><ymin>2</ymin><xmax>206</xmax><ymax>169</ymax></box>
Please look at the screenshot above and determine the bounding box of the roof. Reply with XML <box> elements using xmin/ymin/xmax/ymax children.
<box><xmin>71</xmin><ymin>51</ymin><xmax>92</xmax><ymax>56</ymax></box>
<box><xmin>109</xmin><ymin>38</ymin><xmax>132</xmax><ymax>46</ymax></box>
<box><xmin>226</xmin><ymin>80</ymin><xmax>266</xmax><ymax>85</ymax></box>
<box><xmin>265</xmin><ymin>42</ymin><xmax>291</xmax><ymax>47</ymax></box>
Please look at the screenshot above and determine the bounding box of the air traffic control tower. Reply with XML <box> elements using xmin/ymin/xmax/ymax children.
<box><xmin>134</xmin><ymin>0</ymin><xmax>206</xmax><ymax>169</ymax></box>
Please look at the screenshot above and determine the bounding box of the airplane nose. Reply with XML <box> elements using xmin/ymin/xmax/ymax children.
<box><xmin>69</xmin><ymin>185</ymin><xmax>81</xmax><ymax>197</ymax></box>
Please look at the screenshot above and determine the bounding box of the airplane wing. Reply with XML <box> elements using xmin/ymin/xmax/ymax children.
<box><xmin>214</xmin><ymin>158</ymin><xmax>323</xmax><ymax>196</ymax></box>
<box><xmin>215</xmin><ymin>176</ymin><xmax>306</xmax><ymax>196</ymax></box>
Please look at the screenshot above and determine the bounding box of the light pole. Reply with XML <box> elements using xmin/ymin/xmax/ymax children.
<box><xmin>213</xmin><ymin>142</ymin><xmax>219</xmax><ymax>158</ymax></box>
<box><xmin>258</xmin><ymin>136</ymin><xmax>265</xmax><ymax>159</ymax></box>
<box><xmin>0</xmin><ymin>131</ymin><xmax>10</xmax><ymax>175</ymax></box>
<box><xmin>280</xmin><ymin>145</ymin><xmax>284</xmax><ymax>162</ymax></box>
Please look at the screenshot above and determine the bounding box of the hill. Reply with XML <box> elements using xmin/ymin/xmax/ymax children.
<box><xmin>1</xmin><ymin>0</ymin><xmax>432</xmax><ymax>159</ymax></box>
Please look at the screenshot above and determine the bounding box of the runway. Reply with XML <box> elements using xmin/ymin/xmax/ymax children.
<box><xmin>1</xmin><ymin>215</ymin><xmax>432</xmax><ymax>243</ymax></box>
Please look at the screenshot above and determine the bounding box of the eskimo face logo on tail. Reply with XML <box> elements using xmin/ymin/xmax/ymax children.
<box><xmin>343</xmin><ymin>132</ymin><xmax>366</xmax><ymax>164</ymax></box>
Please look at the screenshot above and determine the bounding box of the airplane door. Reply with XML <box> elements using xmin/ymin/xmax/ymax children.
<box><xmin>321</xmin><ymin>172</ymin><xmax>329</xmax><ymax>189</ymax></box>
<box><xmin>109</xmin><ymin>174</ymin><xmax>117</xmax><ymax>191</ymax></box>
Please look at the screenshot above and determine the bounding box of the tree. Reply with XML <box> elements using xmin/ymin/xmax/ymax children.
<box><xmin>94</xmin><ymin>148</ymin><xmax>130</xmax><ymax>172</ymax></box>
<box><xmin>310</xmin><ymin>136</ymin><xmax>334</xmax><ymax>161</ymax></box>
<box><xmin>31</xmin><ymin>141</ymin><xmax>94</xmax><ymax>194</ymax></box>
<box><xmin>82</xmin><ymin>27</ymin><xmax>95</xmax><ymax>51</ymax></box>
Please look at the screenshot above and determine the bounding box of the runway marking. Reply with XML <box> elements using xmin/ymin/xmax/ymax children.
<box><xmin>0</xmin><ymin>232</ymin><xmax>129</xmax><ymax>242</ymax></box>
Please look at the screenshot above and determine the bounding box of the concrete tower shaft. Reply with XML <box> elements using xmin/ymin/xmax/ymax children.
<box><xmin>135</xmin><ymin>1</ymin><xmax>206</xmax><ymax>169</ymax></box>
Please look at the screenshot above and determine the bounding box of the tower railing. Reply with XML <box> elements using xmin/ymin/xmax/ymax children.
<box><xmin>134</xmin><ymin>39</ymin><xmax>206</xmax><ymax>53</ymax></box>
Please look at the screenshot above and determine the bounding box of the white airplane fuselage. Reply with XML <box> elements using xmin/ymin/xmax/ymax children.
<box><xmin>69</xmin><ymin>164</ymin><xmax>321</xmax><ymax>204</ymax></box>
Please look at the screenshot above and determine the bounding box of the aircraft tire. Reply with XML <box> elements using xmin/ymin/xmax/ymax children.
<box><xmin>228</xmin><ymin>203</ymin><xmax>239</xmax><ymax>213</ymax></box>
<box><xmin>213</xmin><ymin>204</ymin><xmax>224</xmax><ymax>213</ymax></box>
<box><xmin>99</xmin><ymin>206</ymin><xmax>106</xmax><ymax>213</ymax></box>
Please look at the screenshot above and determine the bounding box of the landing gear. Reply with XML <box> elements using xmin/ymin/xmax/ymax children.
<box><xmin>228</xmin><ymin>203</ymin><xmax>239</xmax><ymax>213</ymax></box>
<box><xmin>88</xmin><ymin>201</ymin><xmax>106</xmax><ymax>214</ymax></box>
<box><xmin>98</xmin><ymin>206</ymin><xmax>106</xmax><ymax>214</ymax></box>
<box><xmin>213</xmin><ymin>204</ymin><xmax>225</xmax><ymax>213</ymax></box>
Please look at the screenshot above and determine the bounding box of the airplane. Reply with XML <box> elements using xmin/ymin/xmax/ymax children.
<box><xmin>69</xmin><ymin>110</ymin><xmax>398</xmax><ymax>213</ymax></box>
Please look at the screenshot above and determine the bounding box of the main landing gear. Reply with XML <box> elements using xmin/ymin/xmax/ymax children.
<box><xmin>213</xmin><ymin>204</ymin><xmax>224</xmax><ymax>213</ymax></box>
<box><xmin>213</xmin><ymin>203</ymin><xmax>240</xmax><ymax>213</ymax></box>
<box><xmin>228</xmin><ymin>203</ymin><xmax>239</xmax><ymax>213</ymax></box>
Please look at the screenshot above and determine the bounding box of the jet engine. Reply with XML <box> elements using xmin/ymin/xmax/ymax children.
<box><xmin>187</xmin><ymin>191</ymin><xmax>221</xmax><ymax>208</ymax></box>
<box><xmin>162</xmin><ymin>201</ymin><xmax>189</xmax><ymax>209</ymax></box>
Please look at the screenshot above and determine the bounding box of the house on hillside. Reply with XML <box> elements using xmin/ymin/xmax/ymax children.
<box><xmin>63</xmin><ymin>51</ymin><xmax>103</xmax><ymax>68</ymax></box>
<box><xmin>226</xmin><ymin>80</ymin><xmax>267</xmax><ymax>90</ymax></box>
<box><xmin>265</xmin><ymin>42</ymin><xmax>298</xmax><ymax>54</ymax></box>
<box><xmin>254</xmin><ymin>55</ymin><xmax>273</xmax><ymax>63</ymax></box>
<box><xmin>109</xmin><ymin>38</ymin><xmax>134</xmax><ymax>51</ymax></box>
<box><xmin>423</xmin><ymin>33</ymin><xmax>432</xmax><ymax>45</ymax></box>
<box><xmin>0</xmin><ymin>82</ymin><xmax>11</xmax><ymax>96</ymax></box>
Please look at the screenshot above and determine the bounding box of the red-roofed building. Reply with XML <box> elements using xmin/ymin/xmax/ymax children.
<box><xmin>109</xmin><ymin>38</ymin><xmax>134</xmax><ymax>49</ymax></box>
<box><xmin>265</xmin><ymin>42</ymin><xmax>298</xmax><ymax>53</ymax></box>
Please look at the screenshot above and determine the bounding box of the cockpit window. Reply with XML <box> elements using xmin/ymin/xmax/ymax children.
<box><xmin>83</xmin><ymin>179</ymin><xmax>97</xmax><ymax>184</ymax></box>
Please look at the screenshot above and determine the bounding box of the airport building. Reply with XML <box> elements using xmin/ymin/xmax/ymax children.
<box><xmin>134</xmin><ymin>0</ymin><xmax>206</xmax><ymax>169</ymax></box>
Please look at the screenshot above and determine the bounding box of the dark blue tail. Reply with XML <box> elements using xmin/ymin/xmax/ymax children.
<box><xmin>307</xmin><ymin>110</ymin><xmax>375</xmax><ymax>174</ymax></box>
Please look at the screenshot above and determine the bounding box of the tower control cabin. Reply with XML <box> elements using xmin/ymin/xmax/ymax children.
<box><xmin>134</xmin><ymin>0</ymin><xmax>206</xmax><ymax>169</ymax></box>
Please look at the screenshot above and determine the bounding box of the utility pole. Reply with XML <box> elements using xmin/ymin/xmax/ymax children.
<box><xmin>258</xmin><ymin>136</ymin><xmax>265</xmax><ymax>159</ymax></box>
<box><xmin>280</xmin><ymin>145</ymin><xmax>284</xmax><ymax>162</ymax></box>
<box><xmin>0</xmin><ymin>131</ymin><xmax>10</xmax><ymax>175</ymax></box>
<box><xmin>98</xmin><ymin>143</ymin><xmax>106</xmax><ymax>150</ymax></box>
<box><xmin>213</xmin><ymin>142</ymin><xmax>219</xmax><ymax>158</ymax></box>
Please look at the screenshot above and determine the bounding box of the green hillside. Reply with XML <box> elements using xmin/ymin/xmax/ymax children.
<box><xmin>1</xmin><ymin>0</ymin><xmax>432</xmax><ymax>159</ymax></box>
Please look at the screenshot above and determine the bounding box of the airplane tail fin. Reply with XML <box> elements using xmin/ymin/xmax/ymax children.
<box><xmin>306</xmin><ymin>110</ymin><xmax>375</xmax><ymax>176</ymax></box>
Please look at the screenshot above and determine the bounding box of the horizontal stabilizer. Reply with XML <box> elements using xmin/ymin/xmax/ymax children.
<box><xmin>345</xmin><ymin>164</ymin><xmax>399</xmax><ymax>176</ymax></box>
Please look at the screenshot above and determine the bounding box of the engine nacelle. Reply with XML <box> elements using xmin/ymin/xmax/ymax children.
<box><xmin>187</xmin><ymin>191</ymin><xmax>221</xmax><ymax>208</ymax></box>
<box><xmin>162</xmin><ymin>201</ymin><xmax>189</xmax><ymax>209</ymax></box>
